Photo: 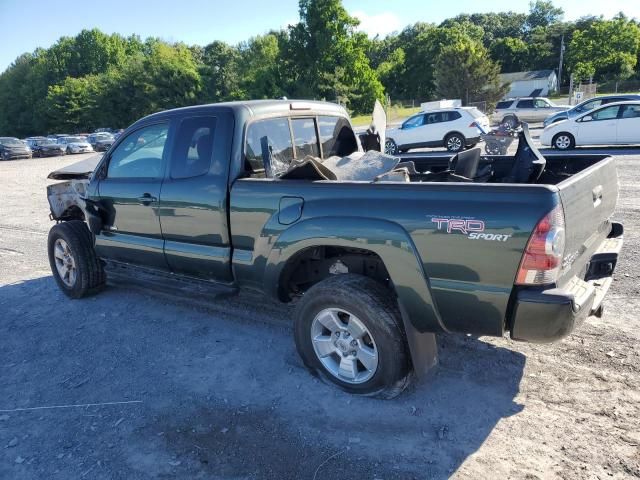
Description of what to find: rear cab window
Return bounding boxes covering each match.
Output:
[245,114,356,178]
[318,116,358,158]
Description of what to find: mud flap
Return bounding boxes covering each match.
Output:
[398,302,438,379]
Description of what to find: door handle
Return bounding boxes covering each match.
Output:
[137,193,157,205]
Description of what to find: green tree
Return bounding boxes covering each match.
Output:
[199,40,242,102]
[526,1,564,30]
[44,76,100,132]
[434,37,509,106]
[238,33,287,99]
[567,17,640,82]
[286,0,383,113]
[490,37,529,72]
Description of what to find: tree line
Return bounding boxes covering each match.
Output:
[0,0,639,137]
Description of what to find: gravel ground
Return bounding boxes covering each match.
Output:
[0,147,639,480]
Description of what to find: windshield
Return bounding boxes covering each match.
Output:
[574,99,603,113]
[64,137,84,143]
[0,137,23,146]
[41,139,57,145]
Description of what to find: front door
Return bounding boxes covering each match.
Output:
[92,122,170,270]
[575,105,621,145]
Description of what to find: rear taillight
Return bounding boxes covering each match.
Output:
[515,205,565,285]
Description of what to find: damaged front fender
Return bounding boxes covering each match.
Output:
[47,180,89,221]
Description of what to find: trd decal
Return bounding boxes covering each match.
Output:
[430,217,511,242]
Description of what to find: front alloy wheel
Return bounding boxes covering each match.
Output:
[384,138,398,155]
[53,238,77,287]
[553,133,574,150]
[311,308,379,384]
[445,133,465,152]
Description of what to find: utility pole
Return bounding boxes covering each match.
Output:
[557,34,565,94]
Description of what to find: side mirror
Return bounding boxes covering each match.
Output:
[581,115,593,122]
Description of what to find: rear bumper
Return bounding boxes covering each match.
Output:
[510,222,623,343]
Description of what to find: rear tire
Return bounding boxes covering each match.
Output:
[502,115,519,129]
[48,220,105,299]
[552,132,575,150]
[294,274,412,399]
[444,133,465,153]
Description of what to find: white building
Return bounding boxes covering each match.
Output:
[499,70,558,98]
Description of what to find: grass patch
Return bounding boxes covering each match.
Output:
[351,105,422,127]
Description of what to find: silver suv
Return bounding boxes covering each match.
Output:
[491,97,570,127]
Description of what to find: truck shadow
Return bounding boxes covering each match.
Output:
[0,276,525,479]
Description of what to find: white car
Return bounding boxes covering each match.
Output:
[58,136,94,154]
[541,101,640,150]
[385,107,490,154]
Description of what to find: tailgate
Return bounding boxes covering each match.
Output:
[556,155,618,283]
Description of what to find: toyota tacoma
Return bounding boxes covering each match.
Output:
[45,100,623,398]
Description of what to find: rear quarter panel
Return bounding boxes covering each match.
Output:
[230,179,559,336]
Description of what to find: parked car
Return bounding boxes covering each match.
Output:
[541,101,640,150]
[385,107,490,154]
[57,136,94,154]
[0,137,32,160]
[45,99,622,398]
[543,94,640,127]
[492,97,570,127]
[87,133,115,152]
[28,138,67,157]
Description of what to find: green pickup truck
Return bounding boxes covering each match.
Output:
[46,100,623,398]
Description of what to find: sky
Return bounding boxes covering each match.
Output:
[1,0,639,73]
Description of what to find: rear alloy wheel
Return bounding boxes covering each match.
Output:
[445,133,465,153]
[502,115,519,129]
[384,138,398,155]
[552,133,575,150]
[294,274,412,399]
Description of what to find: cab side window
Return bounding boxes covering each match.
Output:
[171,116,217,179]
[108,123,168,178]
[245,118,294,176]
[535,99,550,108]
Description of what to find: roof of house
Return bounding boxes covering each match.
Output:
[499,70,555,83]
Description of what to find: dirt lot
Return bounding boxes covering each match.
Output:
[1,148,639,480]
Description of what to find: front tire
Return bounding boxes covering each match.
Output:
[294,274,412,399]
[552,132,575,150]
[66,147,72,154]
[48,220,105,299]
[444,133,465,152]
